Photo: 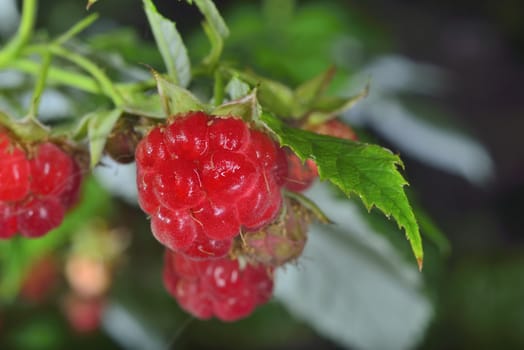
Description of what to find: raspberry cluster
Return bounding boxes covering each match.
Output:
[0,133,82,239]
[136,111,286,259]
[163,250,273,321]
[136,111,331,321]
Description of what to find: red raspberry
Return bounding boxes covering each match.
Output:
[283,148,318,192]
[308,119,358,141]
[0,202,17,239]
[163,250,274,321]
[136,111,284,259]
[151,206,200,251]
[201,151,258,204]
[17,197,65,238]
[164,111,209,160]
[154,158,205,210]
[181,231,233,260]
[0,135,30,201]
[238,175,282,230]
[30,142,74,196]
[59,161,83,207]
[0,131,84,239]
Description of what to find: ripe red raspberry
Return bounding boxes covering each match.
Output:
[0,134,30,201]
[308,119,358,142]
[163,250,274,321]
[136,111,284,259]
[0,131,84,239]
[0,202,17,239]
[283,148,318,192]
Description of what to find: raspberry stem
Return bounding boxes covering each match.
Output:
[0,0,37,68]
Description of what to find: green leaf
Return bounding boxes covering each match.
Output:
[292,66,336,117]
[152,70,205,116]
[87,108,123,168]
[0,111,49,142]
[72,112,91,140]
[200,20,224,69]
[307,84,369,125]
[212,89,260,122]
[414,204,450,255]
[225,75,250,100]
[143,0,191,87]
[232,70,294,117]
[191,0,229,38]
[261,113,423,268]
[120,90,166,120]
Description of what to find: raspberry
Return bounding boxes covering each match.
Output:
[136,111,284,259]
[151,207,200,251]
[283,148,318,192]
[163,250,274,321]
[239,198,309,267]
[154,158,205,210]
[201,150,258,203]
[192,199,240,240]
[0,135,30,201]
[59,161,83,207]
[0,132,84,239]
[0,202,17,239]
[164,112,209,160]
[181,231,232,260]
[17,197,65,238]
[308,119,358,141]
[30,142,75,196]
[238,175,282,231]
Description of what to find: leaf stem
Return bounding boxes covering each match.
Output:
[27,51,52,119]
[25,44,124,106]
[213,69,224,106]
[54,13,99,46]
[0,0,37,68]
[50,45,124,106]
[9,59,101,94]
